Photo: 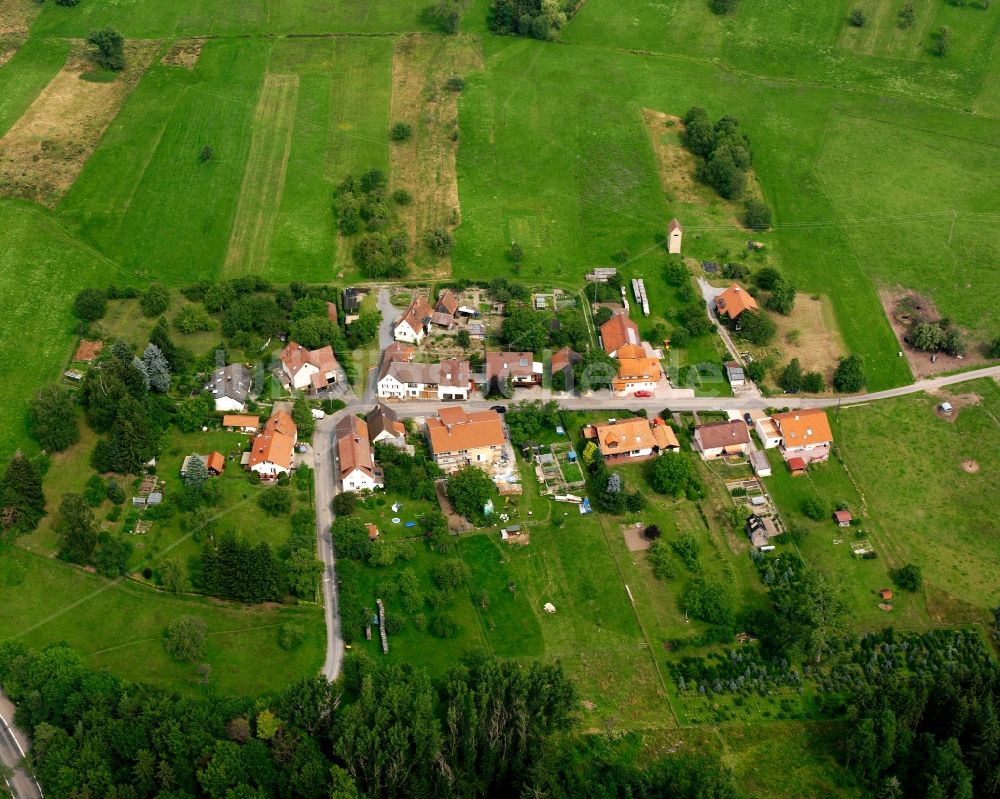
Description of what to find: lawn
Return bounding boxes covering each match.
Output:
[0,37,68,137]
[0,201,107,457]
[831,379,1000,620]
[0,542,324,697]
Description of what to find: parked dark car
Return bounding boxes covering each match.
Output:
[490,405,507,414]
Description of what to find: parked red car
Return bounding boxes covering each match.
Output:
[633,390,653,398]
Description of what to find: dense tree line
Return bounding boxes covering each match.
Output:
[0,642,741,799]
[488,0,573,41]
[200,532,284,603]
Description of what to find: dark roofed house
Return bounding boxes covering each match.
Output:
[692,420,751,460]
[206,363,252,413]
[485,351,542,387]
[745,513,780,548]
[343,287,366,312]
[367,402,407,446]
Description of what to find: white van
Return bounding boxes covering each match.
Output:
[311,408,326,420]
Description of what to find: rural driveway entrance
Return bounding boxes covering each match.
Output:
[0,690,42,799]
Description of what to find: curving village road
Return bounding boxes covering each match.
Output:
[0,691,42,799]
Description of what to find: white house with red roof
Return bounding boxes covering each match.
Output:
[278,341,343,393]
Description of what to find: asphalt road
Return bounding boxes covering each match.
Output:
[0,692,41,799]
[310,411,346,681]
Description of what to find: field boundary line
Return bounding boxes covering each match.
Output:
[591,511,679,727]
[223,71,299,276]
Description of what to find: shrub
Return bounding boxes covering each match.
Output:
[390,121,413,141]
[932,25,951,57]
[848,8,866,26]
[647,540,676,579]
[392,188,412,205]
[430,613,459,638]
[710,0,737,14]
[56,0,81,5]
[744,200,772,230]
[892,564,923,592]
[164,616,207,662]
[425,228,454,258]
[802,497,826,521]
[278,623,305,650]
[670,533,702,573]
[198,145,214,162]
[445,76,465,91]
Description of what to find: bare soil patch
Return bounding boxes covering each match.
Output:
[961,459,980,474]
[0,39,159,205]
[622,523,653,552]
[389,34,482,279]
[161,38,204,69]
[878,286,986,379]
[642,109,765,219]
[930,390,981,422]
[771,294,848,381]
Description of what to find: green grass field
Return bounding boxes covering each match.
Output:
[0,542,324,696]
[0,0,998,769]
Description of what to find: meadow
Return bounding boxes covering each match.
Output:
[0,0,997,768]
[0,541,324,697]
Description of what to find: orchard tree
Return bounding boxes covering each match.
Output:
[736,310,776,345]
[446,465,495,523]
[87,26,125,71]
[140,282,170,317]
[766,282,797,315]
[28,385,79,452]
[290,316,337,350]
[425,228,454,258]
[73,288,107,322]
[648,452,694,496]
[833,354,866,392]
[164,615,207,662]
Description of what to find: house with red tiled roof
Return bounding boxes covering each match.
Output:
[599,313,641,357]
[771,409,833,464]
[336,415,383,492]
[426,407,506,473]
[393,295,434,343]
[278,341,343,393]
[588,417,679,465]
[248,411,297,477]
[367,402,406,446]
[714,283,758,321]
